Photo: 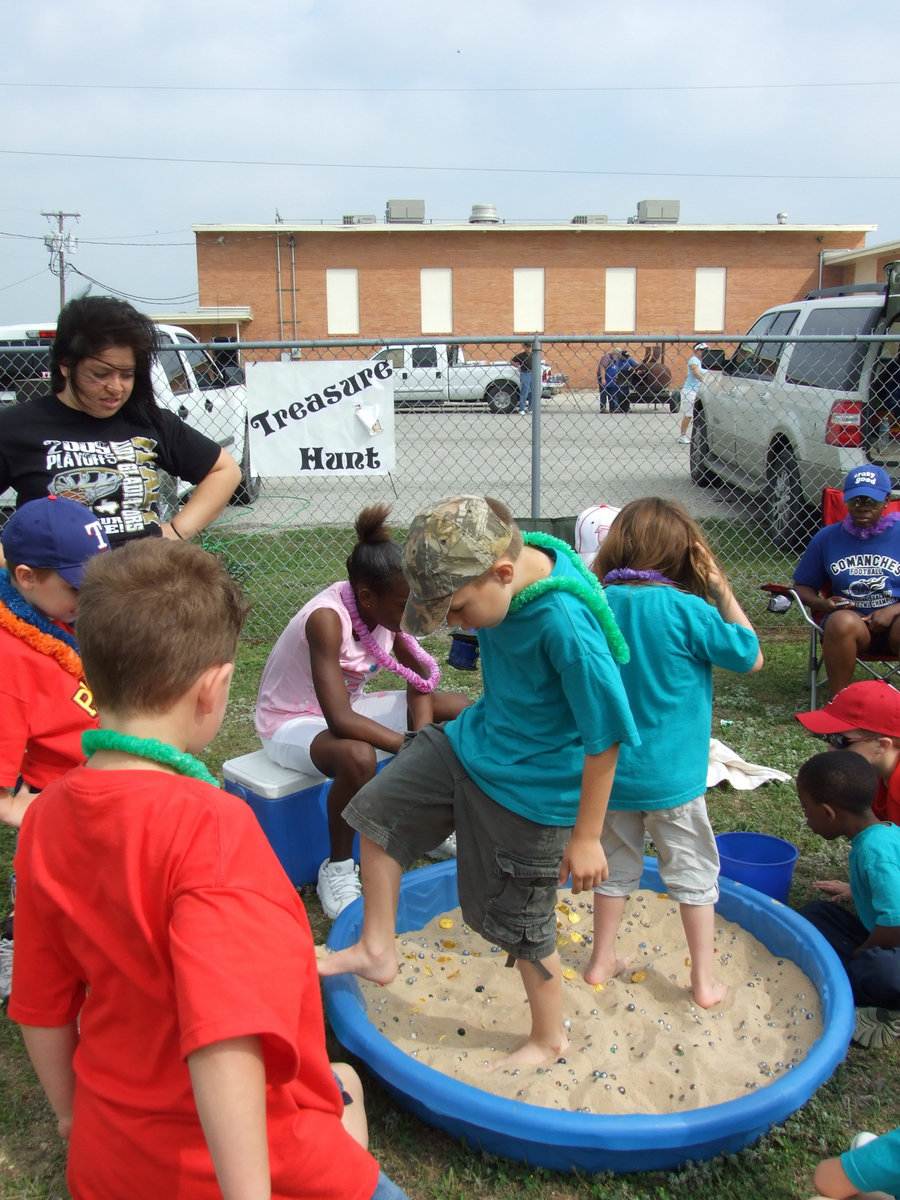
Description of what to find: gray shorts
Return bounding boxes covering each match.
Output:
[593,798,720,905]
[344,723,572,961]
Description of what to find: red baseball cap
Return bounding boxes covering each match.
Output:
[795,680,900,737]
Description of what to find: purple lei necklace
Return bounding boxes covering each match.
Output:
[340,581,440,693]
[602,567,676,586]
[842,512,898,540]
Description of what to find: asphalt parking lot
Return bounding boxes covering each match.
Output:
[218,389,748,533]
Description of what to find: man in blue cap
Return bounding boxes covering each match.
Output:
[793,465,900,700]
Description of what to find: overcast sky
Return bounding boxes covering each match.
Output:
[2,0,898,327]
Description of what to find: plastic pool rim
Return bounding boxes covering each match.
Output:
[322,858,854,1174]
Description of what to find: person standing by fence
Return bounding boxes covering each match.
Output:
[678,342,708,443]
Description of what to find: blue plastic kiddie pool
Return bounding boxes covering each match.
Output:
[322,859,853,1174]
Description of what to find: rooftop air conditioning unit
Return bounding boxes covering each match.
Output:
[635,199,680,224]
[469,203,499,224]
[571,214,608,225]
[342,214,377,225]
[385,199,426,223]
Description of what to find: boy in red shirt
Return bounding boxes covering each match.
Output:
[795,679,900,825]
[8,539,406,1200]
[0,494,110,829]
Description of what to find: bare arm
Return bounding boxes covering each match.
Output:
[161,448,242,541]
[307,609,405,753]
[187,1036,271,1200]
[813,879,853,903]
[20,1023,78,1140]
[856,923,900,954]
[0,781,38,829]
[394,634,434,731]
[792,583,851,614]
[813,1154,860,1199]
[561,745,619,892]
[704,554,764,673]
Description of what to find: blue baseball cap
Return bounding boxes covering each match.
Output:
[843,465,893,503]
[2,495,110,586]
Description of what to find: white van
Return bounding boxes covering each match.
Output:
[0,322,260,515]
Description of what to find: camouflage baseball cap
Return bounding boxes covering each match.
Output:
[401,495,513,634]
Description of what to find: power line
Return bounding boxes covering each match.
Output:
[67,266,198,305]
[0,270,47,295]
[1,79,898,95]
[1,147,897,182]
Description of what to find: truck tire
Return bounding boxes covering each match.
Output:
[232,430,262,507]
[765,445,812,552]
[485,382,518,414]
[689,408,718,488]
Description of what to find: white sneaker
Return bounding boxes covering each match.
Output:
[316,859,362,920]
[850,1132,878,1150]
[0,937,12,1001]
[426,833,457,861]
[677,435,690,444]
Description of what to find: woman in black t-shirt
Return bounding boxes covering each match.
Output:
[0,296,241,546]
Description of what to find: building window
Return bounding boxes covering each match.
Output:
[605,268,636,332]
[420,268,453,333]
[513,268,545,333]
[326,268,359,336]
[694,267,726,332]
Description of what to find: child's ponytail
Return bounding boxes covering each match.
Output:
[346,504,403,594]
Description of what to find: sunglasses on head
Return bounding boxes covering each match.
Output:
[815,732,877,749]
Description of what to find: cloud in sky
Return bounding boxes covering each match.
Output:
[2,0,898,323]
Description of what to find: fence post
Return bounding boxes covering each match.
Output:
[530,334,542,518]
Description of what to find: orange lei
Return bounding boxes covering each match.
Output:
[0,598,85,680]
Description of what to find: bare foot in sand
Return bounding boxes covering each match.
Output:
[583,954,632,987]
[488,1032,570,1073]
[316,941,399,985]
[692,980,728,1009]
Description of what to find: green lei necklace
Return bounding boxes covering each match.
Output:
[82,730,220,788]
[509,532,630,665]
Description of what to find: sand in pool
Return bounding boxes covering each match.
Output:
[359,889,823,1115]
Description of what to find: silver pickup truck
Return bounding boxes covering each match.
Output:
[371,344,523,413]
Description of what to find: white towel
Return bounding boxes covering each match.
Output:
[707,738,792,790]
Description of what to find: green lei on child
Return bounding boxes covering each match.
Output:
[510,532,630,664]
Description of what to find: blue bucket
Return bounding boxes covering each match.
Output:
[448,632,479,671]
[715,832,799,904]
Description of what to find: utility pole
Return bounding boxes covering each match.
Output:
[42,210,80,309]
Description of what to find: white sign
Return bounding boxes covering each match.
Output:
[245,360,395,475]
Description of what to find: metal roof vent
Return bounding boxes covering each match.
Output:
[571,214,608,225]
[469,203,499,224]
[635,199,680,223]
[385,199,425,223]
[776,212,788,225]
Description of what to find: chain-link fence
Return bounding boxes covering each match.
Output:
[3,322,900,642]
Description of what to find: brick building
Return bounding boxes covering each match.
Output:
[184,204,872,349]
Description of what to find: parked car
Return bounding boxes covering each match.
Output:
[0,322,260,515]
[688,267,900,549]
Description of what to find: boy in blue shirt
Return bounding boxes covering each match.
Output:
[796,749,900,1049]
[319,495,638,1069]
[813,1127,900,1199]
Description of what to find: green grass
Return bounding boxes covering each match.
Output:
[1,525,898,1199]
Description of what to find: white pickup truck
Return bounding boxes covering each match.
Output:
[371,344,523,413]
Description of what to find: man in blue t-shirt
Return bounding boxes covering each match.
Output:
[793,464,900,698]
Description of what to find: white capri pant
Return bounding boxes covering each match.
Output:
[261,690,408,774]
[593,797,720,906]
[680,387,700,418]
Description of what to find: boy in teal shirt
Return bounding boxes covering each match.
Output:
[320,495,638,1069]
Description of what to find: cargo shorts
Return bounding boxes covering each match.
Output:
[343,722,572,962]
